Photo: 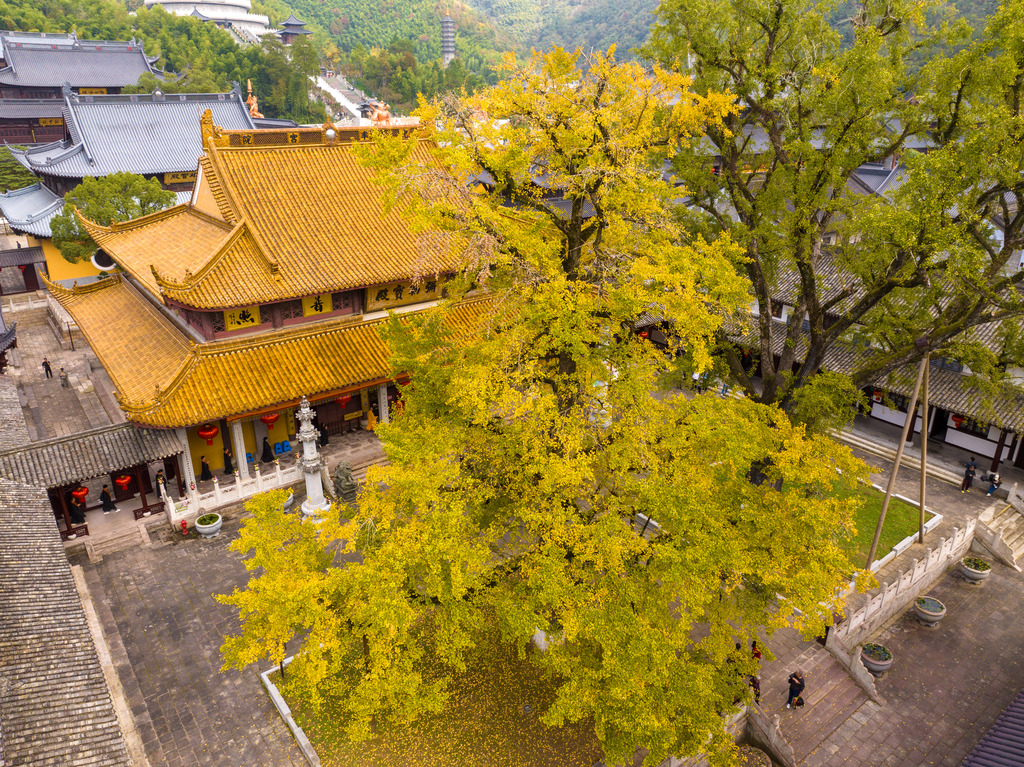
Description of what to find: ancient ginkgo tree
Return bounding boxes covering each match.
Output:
[219,49,869,766]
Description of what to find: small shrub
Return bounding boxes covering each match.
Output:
[862,643,892,661]
[962,556,991,571]
[197,513,220,526]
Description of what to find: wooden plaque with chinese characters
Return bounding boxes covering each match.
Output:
[224,306,261,331]
[365,279,443,312]
[302,294,332,317]
[164,171,197,185]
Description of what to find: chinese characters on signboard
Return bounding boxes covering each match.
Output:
[302,293,332,317]
[365,277,449,312]
[224,306,261,332]
[164,171,197,185]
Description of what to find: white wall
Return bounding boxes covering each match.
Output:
[869,402,923,432]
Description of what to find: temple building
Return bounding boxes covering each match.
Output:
[278,13,312,45]
[48,116,487,502]
[0,31,162,143]
[0,87,255,293]
[146,0,274,40]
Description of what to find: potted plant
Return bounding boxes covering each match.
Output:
[961,556,992,584]
[861,643,893,675]
[195,513,223,538]
[280,490,295,512]
[913,595,946,627]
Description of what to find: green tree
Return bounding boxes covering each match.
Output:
[51,172,175,263]
[0,147,37,193]
[648,0,1024,427]
[220,49,869,767]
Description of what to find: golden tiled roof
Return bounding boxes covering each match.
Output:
[48,269,493,427]
[79,121,460,309]
[80,205,236,299]
[43,274,193,404]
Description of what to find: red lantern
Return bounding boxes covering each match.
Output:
[17,264,25,272]
[952,414,966,428]
[197,423,219,445]
[335,394,352,408]
[114,475,132,490]
[872,389,883,403]
[71,486,89,501]
[259,413,280,427]
[639,330,649,339]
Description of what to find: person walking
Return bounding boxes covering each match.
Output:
[58,367,70,389]
[41,357,52,379]
[223,448,234,476]
[786,669,805,708]
[260,436,274,463]
[99,484,118,514]
[199,456,213,481]
[961,457,977,493]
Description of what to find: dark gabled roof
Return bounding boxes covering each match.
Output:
[961,686,1024,766]
[0,98,64,119]
[9,88,255,178]
[0,245,45,268]
[0,422,182,489]
[0,183,64,238]
[0,34,157,89]
[281,12,309,27]
[0,304,14,357]
[0,477,131,767]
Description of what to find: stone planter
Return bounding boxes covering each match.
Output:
[195,513,223,538]
[961,556,992,584]
[861,643,893,676]
[914,595,946,627]
[280,491,295,512]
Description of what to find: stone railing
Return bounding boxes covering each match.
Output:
[164,460,302,524]
[1,292,48,313]
[834,519,976,648]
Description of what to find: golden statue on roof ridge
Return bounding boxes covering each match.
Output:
[245,79,263,120]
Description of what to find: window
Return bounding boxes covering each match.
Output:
[332,291,353,312]
[931,357,963,373]
[259,305,272,325]
[770,302,785,319]
[212,312,226,333]
[280,299,303,320]
[955,416,990,439]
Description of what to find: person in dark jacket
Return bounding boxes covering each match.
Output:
[223,448,234,475]
[786,670,805,708]
[199,456,213,481]
[100,484,117,513]
[261,436,274,463]
[69,498,86,524]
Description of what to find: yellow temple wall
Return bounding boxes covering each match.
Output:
[32,236,102,284]
[186,424,226,476]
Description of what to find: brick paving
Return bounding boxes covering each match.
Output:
[70,510,307,767]
[5,305,124,439]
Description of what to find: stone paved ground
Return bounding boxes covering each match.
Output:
[4,305,123,439]
[70,510,307,767]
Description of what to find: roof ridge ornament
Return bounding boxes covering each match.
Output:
[200,108,226,148]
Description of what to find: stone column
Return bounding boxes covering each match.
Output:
[176,428,198,494]
[295,396,329,521]
[231,421,250,480]
[377,383,390,425]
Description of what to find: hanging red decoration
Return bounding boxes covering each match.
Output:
[17,264,26,272]
[335,394,352,408]
[952,414,966,428]
[639,330,649,339]
[872,389,884,402]
[197,423,219,445]
[114,475,132,490]
[71,486,89,501]
[259,412,280,427]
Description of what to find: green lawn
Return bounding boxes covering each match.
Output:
[839,484,927,568]
[280,636,603,767]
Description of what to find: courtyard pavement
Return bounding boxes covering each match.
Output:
[70,509,308,767]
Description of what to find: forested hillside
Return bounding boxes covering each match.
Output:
[0,0,326,122]
[465,0,657,56]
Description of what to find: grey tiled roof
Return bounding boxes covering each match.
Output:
[0,183,63,237]
[0,98,63,119]
[961,686,1024,766]
[0,376,28,451]
[0,422,182,489]
[727,315,1024,431]
[0,307,14,356]
[10,89,255,178]
[0,35,156,88]
[0,477,131,767]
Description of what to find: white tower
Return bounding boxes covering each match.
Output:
[295,396,330,521]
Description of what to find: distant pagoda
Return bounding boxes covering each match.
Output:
[279,13,312,46]
[441,10,455,68]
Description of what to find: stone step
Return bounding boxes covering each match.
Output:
[984,502,1016,526]
[785,673,868,760]
[833,429,962,486]
[85,524,148,561]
